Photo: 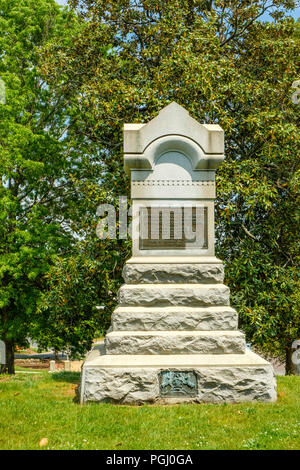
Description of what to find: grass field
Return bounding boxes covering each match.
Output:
[0,371,300,450]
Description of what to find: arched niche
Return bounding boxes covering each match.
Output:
[143,135,204,171]
[148,151,194,181]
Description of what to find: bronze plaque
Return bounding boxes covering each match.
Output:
[159,371,198,397]
[139,206,207,250]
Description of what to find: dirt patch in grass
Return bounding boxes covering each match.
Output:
[15,348,38,355]
[62,383,79,397]
[14,358,69,370]
[15,359,49,370]
[0,376,10,383]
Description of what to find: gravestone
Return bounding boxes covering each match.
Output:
[80,102,276,404]
[0,340,5,365]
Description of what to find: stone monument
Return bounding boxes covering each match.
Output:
[80,102,277,404]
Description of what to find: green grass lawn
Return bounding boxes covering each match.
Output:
[0,372,299,450]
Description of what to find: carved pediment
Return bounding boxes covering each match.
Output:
[124,102,224,175]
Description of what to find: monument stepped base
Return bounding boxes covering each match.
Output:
[80,259,277,404]
[80,258,277,404]
[112,306,238,331]
[105,330,246,355]
[80,346,276,404]
[80,104,277,405]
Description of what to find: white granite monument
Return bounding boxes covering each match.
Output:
[80,102,277,404]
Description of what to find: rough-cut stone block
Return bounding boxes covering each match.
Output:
[105,330,245,355]
[112,306,238,331]
[118,284,230,307]
[122,263,224,284]
[80,349,276,404]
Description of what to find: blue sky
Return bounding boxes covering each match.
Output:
[55,0,300,21]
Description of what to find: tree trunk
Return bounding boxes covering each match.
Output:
[0,339,15,374]
[285,345,296,375]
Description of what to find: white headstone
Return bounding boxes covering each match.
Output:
[0,341,5,364]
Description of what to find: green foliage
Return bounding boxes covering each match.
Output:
[35,237,130,357]
[0,0,299,372]
[42,0,299,368]
[0,0,92,370]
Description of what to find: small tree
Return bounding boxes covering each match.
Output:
[0,0,81,373]
[34,237,130,358]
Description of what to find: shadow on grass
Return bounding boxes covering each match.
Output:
[50,371,80,384]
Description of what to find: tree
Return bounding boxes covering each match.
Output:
[34,237,130,358]
[43,0,299,373]
[216,17,300,373]
[0,0,83,373]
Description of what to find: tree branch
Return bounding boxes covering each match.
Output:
[241,224,260,242]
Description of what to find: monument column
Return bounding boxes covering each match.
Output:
[80,102,276,404]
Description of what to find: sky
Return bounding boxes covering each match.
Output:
[55,0,300,21]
